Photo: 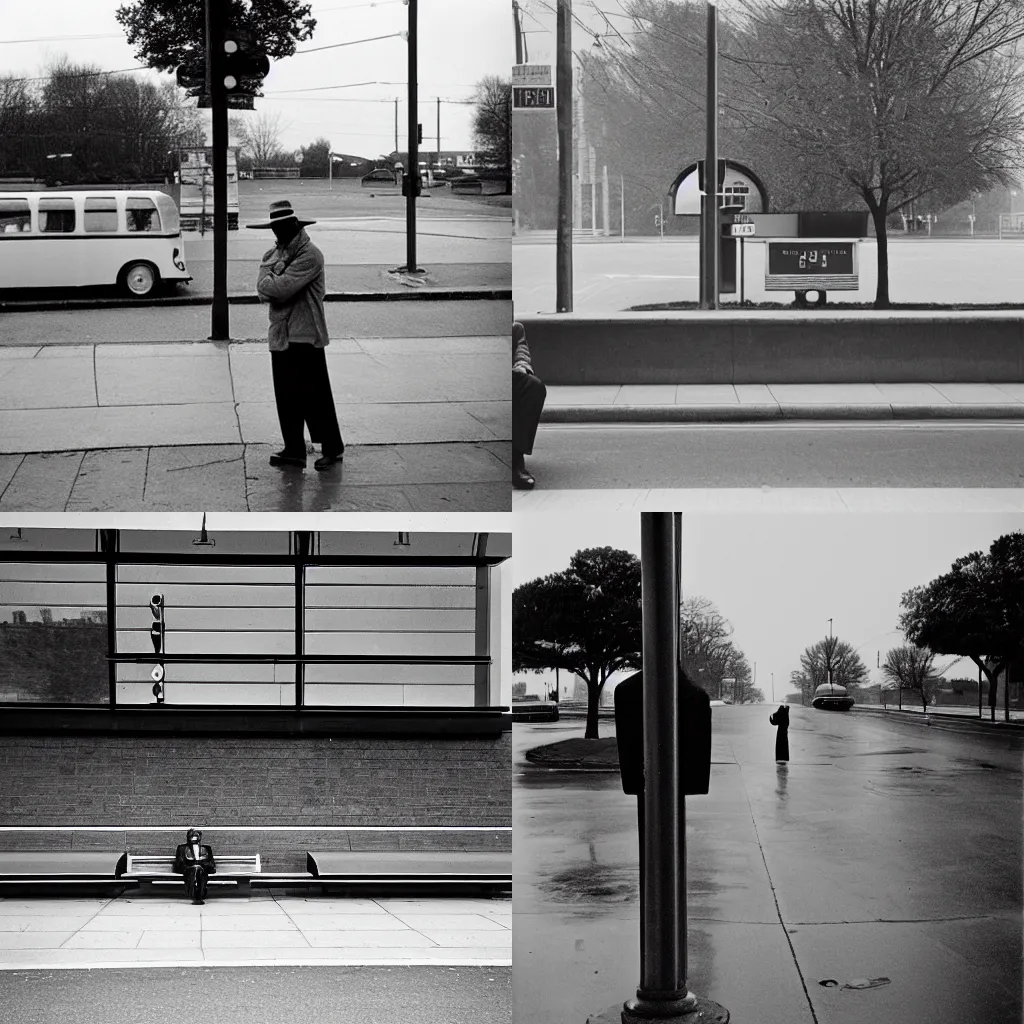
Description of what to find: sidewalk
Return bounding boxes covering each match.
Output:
[0,892,511,968]
[543,382,1024,422]
[0,336,511,511]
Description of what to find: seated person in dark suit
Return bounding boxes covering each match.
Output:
[173,827,217,905]
[512,319,546,490]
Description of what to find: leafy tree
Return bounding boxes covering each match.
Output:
[732,0,1024,307]
[798,636,869,699]
[900,532,1024,720]
[881,644,940,711]
[299,136,331,177]
[472,75,512,193]
[513,547,642,739]
[115,0,316,76]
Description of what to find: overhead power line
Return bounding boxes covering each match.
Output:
[0,33,124,45]
[294,31,405,53]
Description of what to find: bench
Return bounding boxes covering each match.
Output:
[305,851,511,896]
[121,853,262,895]
[0,851,130,891]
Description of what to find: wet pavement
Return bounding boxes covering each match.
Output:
[513,705,1023,1024]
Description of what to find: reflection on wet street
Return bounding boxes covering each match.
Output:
[514,705,1023,1024]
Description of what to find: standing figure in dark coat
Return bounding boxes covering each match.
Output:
[769,704,790,762]
[173,827,216,905]
[512,320,546,490]
[249,199,344,471]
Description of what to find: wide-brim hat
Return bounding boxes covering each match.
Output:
[246,198,316,229]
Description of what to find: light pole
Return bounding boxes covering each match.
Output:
[699,0,719,309]
[555,0,573,311]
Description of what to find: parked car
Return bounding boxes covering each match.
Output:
[812,683,855,710]
[361,168,396,186]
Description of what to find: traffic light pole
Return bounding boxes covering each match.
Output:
[592,513,728,1024]
[402,0,423,274]
[207,0,230,340]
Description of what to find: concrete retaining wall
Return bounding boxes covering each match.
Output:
[520,314,1024,385]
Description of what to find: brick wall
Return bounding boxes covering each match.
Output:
[0,734,510,871]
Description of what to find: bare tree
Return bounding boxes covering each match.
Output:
[799,635,869,697]
[881,644,940,710]
[731,0,1024,307]
[234,110,289,167]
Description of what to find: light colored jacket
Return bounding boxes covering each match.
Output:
[256,229,330,352]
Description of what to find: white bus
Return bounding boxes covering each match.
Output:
[0,190,191,297]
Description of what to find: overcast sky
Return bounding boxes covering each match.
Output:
[514,512,1024,697]
[3,0,512,156]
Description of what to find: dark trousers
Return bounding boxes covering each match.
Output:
[183,864,208,902]
[513,371,546,455]
[271,344,344,456]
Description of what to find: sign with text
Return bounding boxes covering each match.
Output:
[514,86,554,109]
[730,222,755,236]
[513,64,552,87]
[768,241,855,275]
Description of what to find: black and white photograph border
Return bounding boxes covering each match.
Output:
[0,510,512,1024]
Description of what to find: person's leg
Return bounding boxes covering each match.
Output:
[271,348,307,463]
[301,346,344,465]
[194,865,208,903]
[183,865,198,902]
[512,372,546,489]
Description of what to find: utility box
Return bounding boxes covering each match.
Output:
[614,670,712,797]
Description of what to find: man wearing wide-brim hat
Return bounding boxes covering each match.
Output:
[248,198,344,470]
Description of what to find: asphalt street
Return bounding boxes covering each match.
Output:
[513,708,1023,1024]
[522,422,1024,489]
[0,299,511,345]
[0,965,511,1024]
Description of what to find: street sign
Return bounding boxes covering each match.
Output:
[730,222,755,236]
[513,63,551,87]
[513,86,554,109]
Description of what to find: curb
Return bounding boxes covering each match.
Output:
[0,287,511,313]
[851,705,1024,733]
[541,403,1024,424]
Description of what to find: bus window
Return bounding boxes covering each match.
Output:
[39,198,76,233]
[126,196,161,233]
[0,198,31,234]
[84,196,119,233]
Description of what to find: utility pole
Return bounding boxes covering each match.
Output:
[699,0,719,310]
[436,96,441,171]
[394,98,398,155]
[555,0,573,311]
[401,0,423,274]
[206,0,229,339]
[513,0,524,63]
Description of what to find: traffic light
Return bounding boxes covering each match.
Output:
[221,27,270,95]
[149,593,165,704]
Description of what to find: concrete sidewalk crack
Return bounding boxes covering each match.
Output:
[738,760,820,1024]
[141,447,151,501]
[57,894,120,950]
[271,892,314,946]
[63,451,88,512]
[92,345,99,408]
[0,454,26,504]
[164,456,244,473]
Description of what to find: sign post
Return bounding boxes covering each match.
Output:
[555,2,573,312]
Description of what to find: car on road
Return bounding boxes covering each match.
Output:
[0,189,190,297]
[361,168,396,186]
[512,700,559,723]
[812,682,855,710]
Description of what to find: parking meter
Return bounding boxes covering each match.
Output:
[614,668,712,796]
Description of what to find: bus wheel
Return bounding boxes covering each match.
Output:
[120,262,158,297]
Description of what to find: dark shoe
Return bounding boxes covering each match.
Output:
[314,450,344,471]
[192,899,204,905]
[513,465,535,490]
[269,448,306,468]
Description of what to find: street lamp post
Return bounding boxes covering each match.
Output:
[699,0,719,309]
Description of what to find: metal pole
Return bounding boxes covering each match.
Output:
[513,0,524,64]
[207,0,229,340]
[621,174,625,241]
[589,145,598,236]
[437,96,441,172]
[979,664,983,719]
[600,165,606,235]
[555,0,573,311]
[629,514,695,1016]
[394,98,398,155]
[404,0,419,273]
[700,0,719,310]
